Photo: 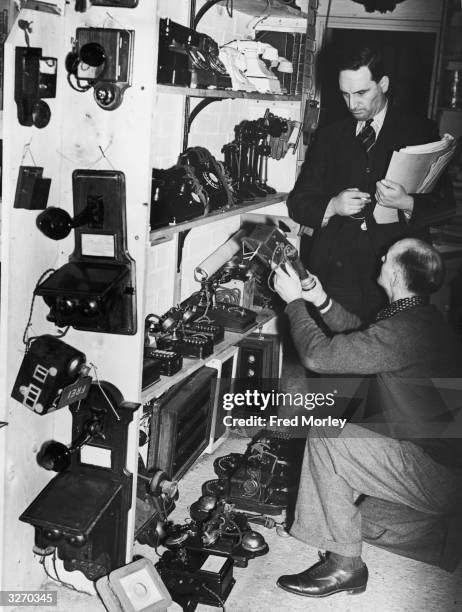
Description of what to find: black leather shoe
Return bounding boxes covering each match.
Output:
[277,556,368,598]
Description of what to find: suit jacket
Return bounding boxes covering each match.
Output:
[284,297,462,468]
[287,106,455,319]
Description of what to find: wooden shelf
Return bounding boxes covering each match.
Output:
[156,84,302,101]
[223,0,308,18]
[150,192,288,244]
[141,309,275,404]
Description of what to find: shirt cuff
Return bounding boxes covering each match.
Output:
[316,296,333,314]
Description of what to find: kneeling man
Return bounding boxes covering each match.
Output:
[273,238,462,597]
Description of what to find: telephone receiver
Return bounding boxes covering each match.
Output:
[14,47,57,129]
[65,42,106,85]
[36,196,104,240]
[138,468,179,500]
[37,409,105,472]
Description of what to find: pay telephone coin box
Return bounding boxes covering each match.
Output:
[35,170,137,335]
[11,335,88,415]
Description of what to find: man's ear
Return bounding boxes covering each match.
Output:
[378,75,389,94]
[391,264,404,290]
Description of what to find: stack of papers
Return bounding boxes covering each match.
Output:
[374,133,457,224]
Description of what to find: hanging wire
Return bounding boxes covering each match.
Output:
[97,145,116,170]
[89,363,121,421]
[38,552,93,597]
[22,269,71,351]
[56,141,115,169]
[225,0,234,17]
[21,140,38,166]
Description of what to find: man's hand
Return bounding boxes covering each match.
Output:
[273,263,302,304]
[330,188,370,217]
[375,179,414,212]
[301,274,328,308]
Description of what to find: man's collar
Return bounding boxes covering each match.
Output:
[356,101,388,135]
[375,294,428,322]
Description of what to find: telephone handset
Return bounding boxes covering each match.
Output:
[36,195,104,240]
[14,47,57,128]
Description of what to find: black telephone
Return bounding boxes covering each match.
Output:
[150,164,208,229]
[14,47,57,128]
[35,170,137,335]
[65,28,134,110]
[178,147,235,212]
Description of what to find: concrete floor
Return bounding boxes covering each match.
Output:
[17,433,462,612]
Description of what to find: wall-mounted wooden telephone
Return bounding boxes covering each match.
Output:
[65,27,134,111]
[35,170,137,335]
[14,47,57,128]
[20,382,139,581]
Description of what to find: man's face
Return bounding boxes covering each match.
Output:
[377,251,393,291]
[377,243,402,291]
[339,65,389,121]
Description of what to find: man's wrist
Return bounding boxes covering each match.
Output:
[315,295,332,314]
[303,289,328,308]
[402,194,414,214]
[322,198,337,226]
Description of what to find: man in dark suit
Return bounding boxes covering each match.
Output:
[287,44,455,320]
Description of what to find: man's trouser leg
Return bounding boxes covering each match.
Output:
[290,424,462,557]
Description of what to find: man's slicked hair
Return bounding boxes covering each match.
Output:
[337,44,386,83]
[394,240,445,296]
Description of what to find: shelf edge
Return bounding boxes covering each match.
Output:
[150,193,289,244]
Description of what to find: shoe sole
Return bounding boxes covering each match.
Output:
[277,581,367,598]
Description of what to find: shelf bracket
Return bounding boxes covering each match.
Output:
[188,98,223,131]
[177,229,191,273]
[183,97,222,151]
[194,0,229,29]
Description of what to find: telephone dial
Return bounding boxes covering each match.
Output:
[35,170,137,335]
[66,28,134,110]
[15,47,57,128]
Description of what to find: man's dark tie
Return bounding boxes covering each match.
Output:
[357,119,376,154]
